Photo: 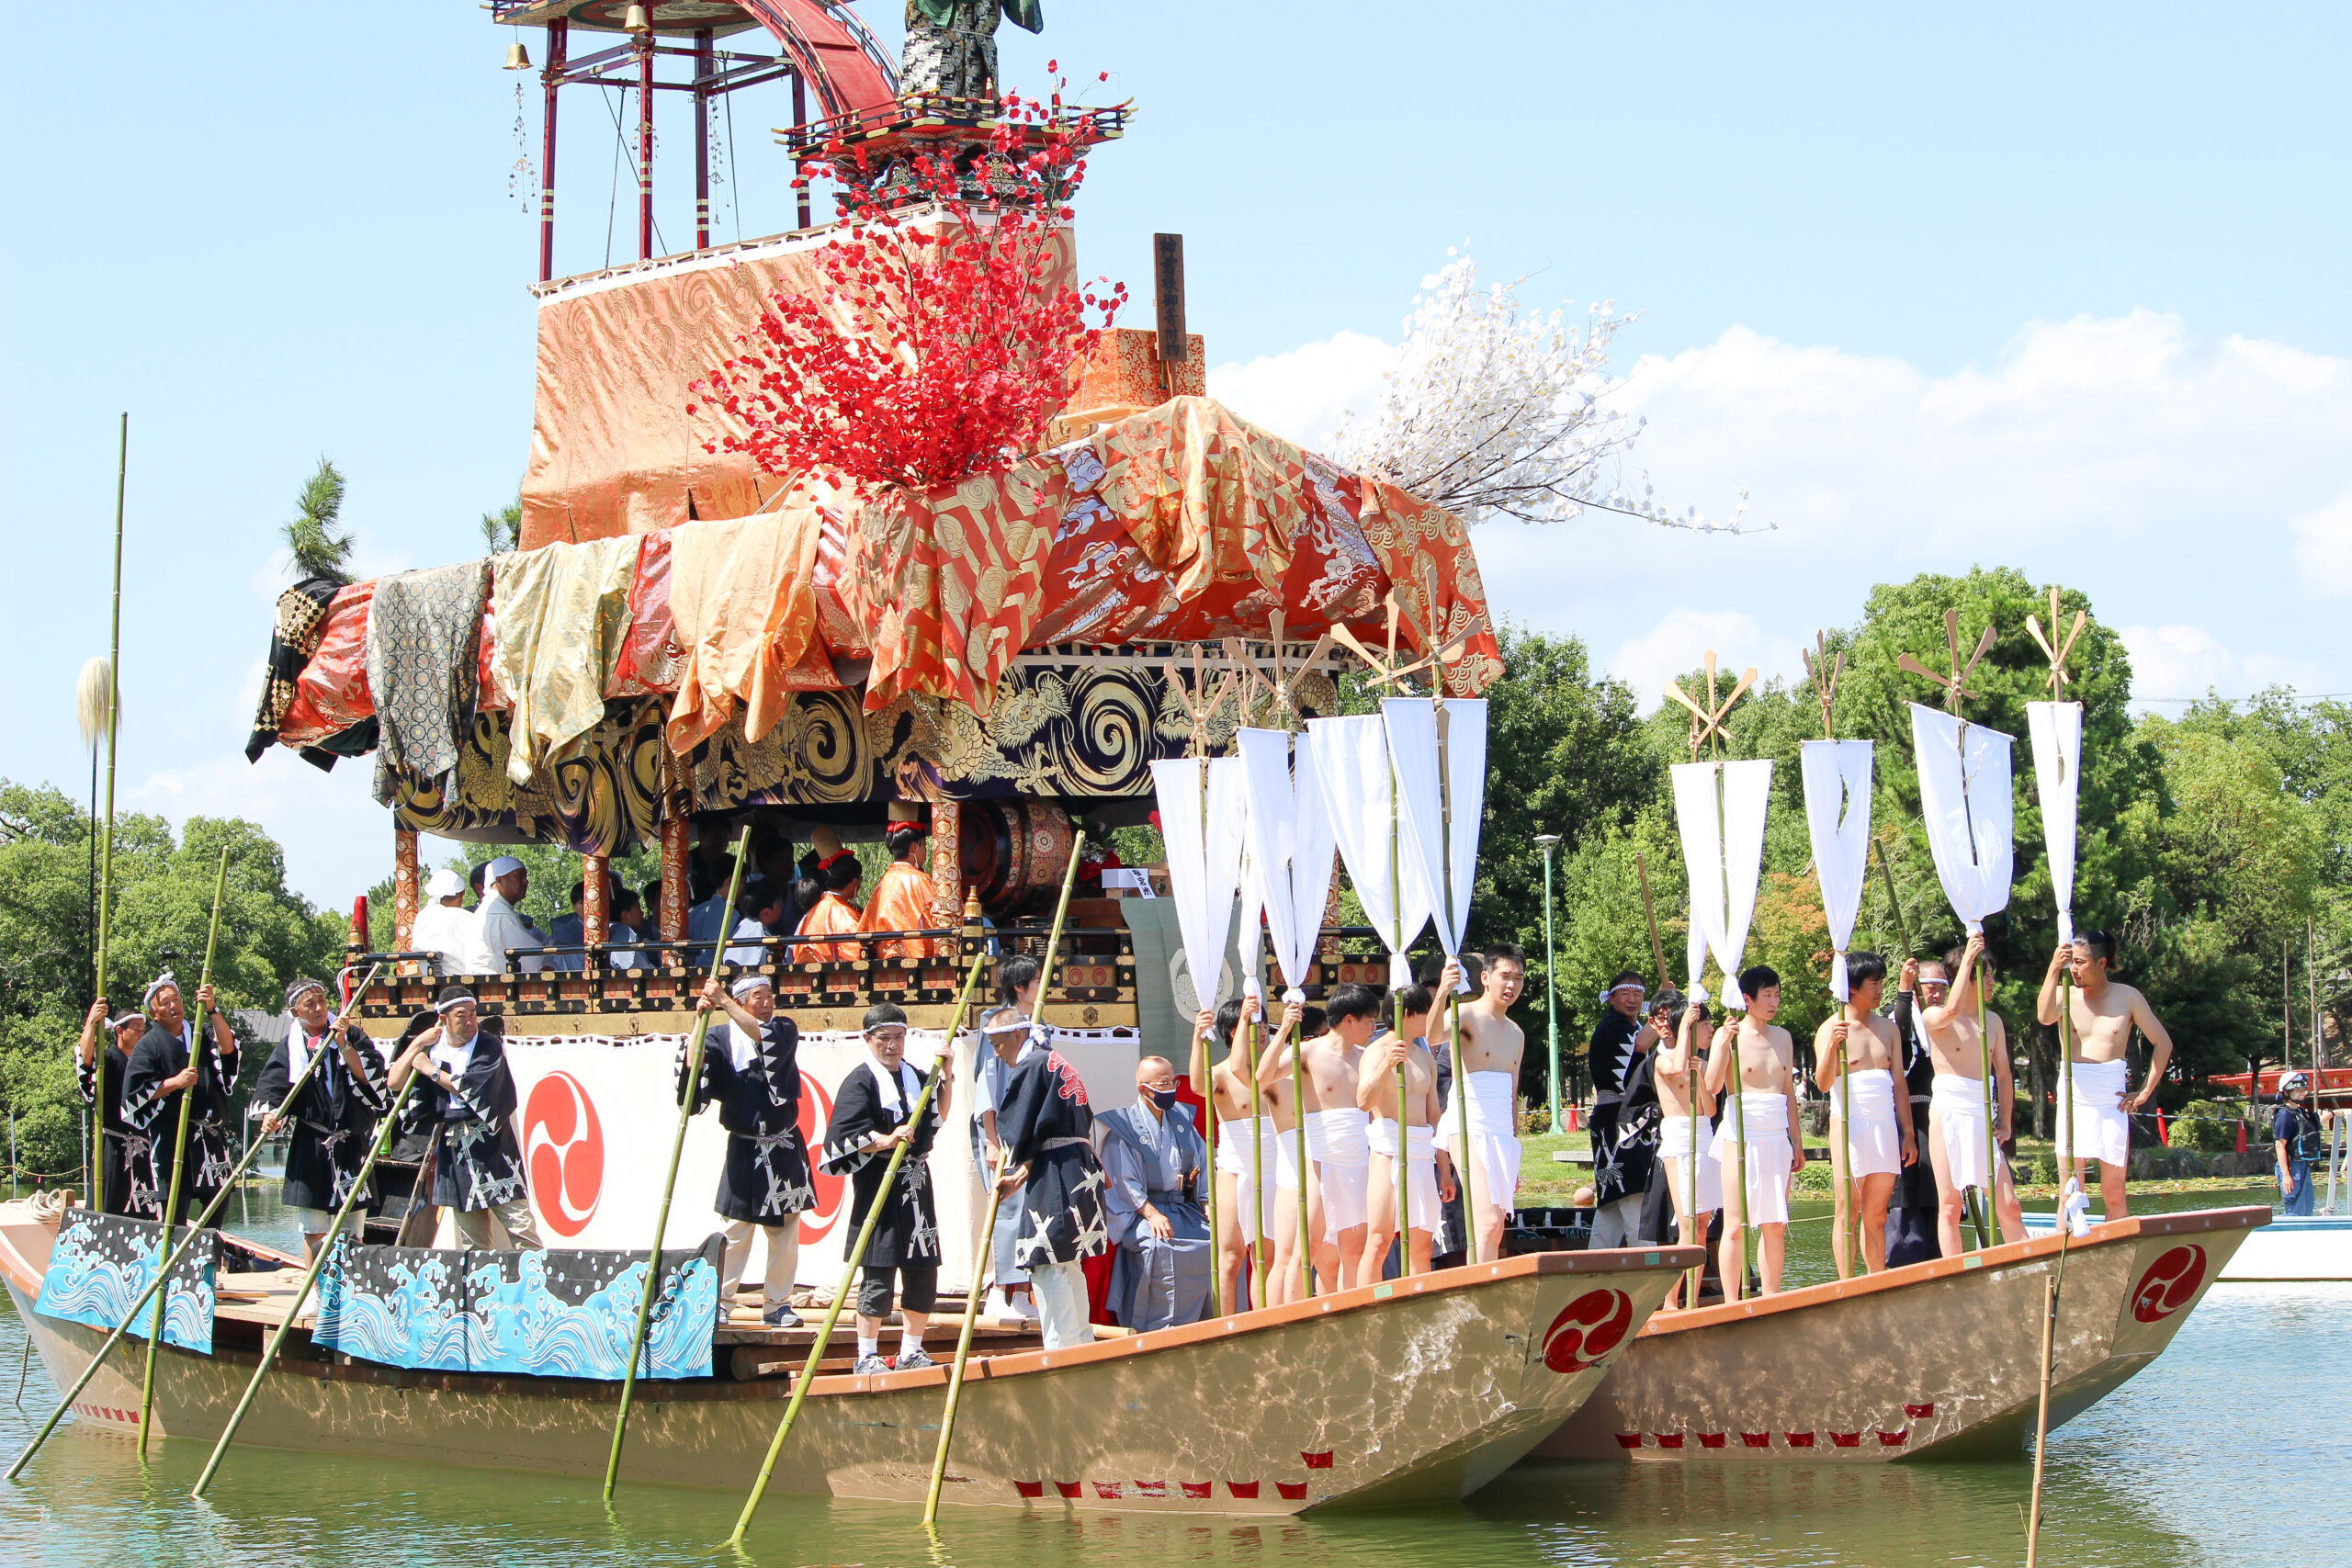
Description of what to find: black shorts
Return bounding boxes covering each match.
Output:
[856,1259,939,1318]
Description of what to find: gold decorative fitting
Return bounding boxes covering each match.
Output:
[622,5,651,34]
[504,40,533,70]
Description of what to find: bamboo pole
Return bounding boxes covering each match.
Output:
[729,950,988,1548]
[603,828,753,1497]
[1634,852,1670,994]
[1433,706,1477,1265]
[6,964,380,1480]
[1831,1030,1852,1280]
[191,1063,424,1496]
[1291,1032,1311,1299]
[1979,953,2000,1248]
[1726,1021,1749,1300]
[2023,1189,2078,1565]
[90,413,129,1213]
[1248,1021,1268,1306]
[1387,762,1410,1275]
[137,846,231,1455]
[1682,1013,1702,1308]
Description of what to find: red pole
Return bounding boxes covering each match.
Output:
[538,19,565,283]
[694,28,712,251]
[792,73,811,231]
[637,31,655,261]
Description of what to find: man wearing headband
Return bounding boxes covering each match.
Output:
[820,1002,949,1373]
[858,808,941,961]
[254,978,390,1259]
[1586,971,1654,1250]
[121,972,242,1223]
[390,987,541,1249]
[992,994,1108,1349]
[679,972,815,1325]
[2036,930,2176,1221]
[1920,935,2024,1253]
[475,856,552,975]
[72,998,149,1214]
[411,866,489,976]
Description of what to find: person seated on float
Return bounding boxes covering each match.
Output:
[475,856,552,975]
[254,976,390,1260]
[605,886,648,971]
[820,1002,948,1373]
[722,877,786,968]
[680,972,815,1325]
[859,807,940,961]
[1098,1055,1213,1330]
[410,866,483,976]
[792,853,864,965]
[548,880,590,973]
[390,987,542,1250]
[1703,965,1804,1299]
[1359,971,1459,1283]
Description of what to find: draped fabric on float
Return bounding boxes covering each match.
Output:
[247,576,346,765]
[1236,727,1339,994]
[1383,697,1487,959]
[664,505,829,754]
[2027,703,2083,945]
[1670,760,1773,1009]
[1799,740,1875,1001]
[368,560,490,804]
[1909,704,2015,934]
[489,535,638,785]
[1150,757,1247,1015]
[1309,713,1432,988]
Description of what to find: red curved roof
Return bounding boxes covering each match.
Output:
[737,2,900,120]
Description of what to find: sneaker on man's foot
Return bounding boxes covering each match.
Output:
[761,1303,804,1329]
[853,1353,892,1375]
[1008,1292,1040,1323]
[893,1346,935,1371]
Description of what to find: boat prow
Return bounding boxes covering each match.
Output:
[1534,1207,2266,1463]
[0,1201,1697,1514]
[2025,1207,2345,1281]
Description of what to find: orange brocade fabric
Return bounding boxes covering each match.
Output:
[792,892,863,965]
[662,503,828,754]
[857,861,943,961]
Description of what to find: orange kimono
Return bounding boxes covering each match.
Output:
[793,892,863,965]
[858,860,941,961]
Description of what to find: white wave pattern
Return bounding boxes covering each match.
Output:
[31,1226,215,1354]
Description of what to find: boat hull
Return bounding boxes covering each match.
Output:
[0,1204,1696,1514]
[2026,1209,2348,1281]
[1534,1207,2265,1463]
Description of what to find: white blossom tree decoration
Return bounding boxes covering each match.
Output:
[1336,251,1770,536]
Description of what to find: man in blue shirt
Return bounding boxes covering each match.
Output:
[2274,1072,2324,1216]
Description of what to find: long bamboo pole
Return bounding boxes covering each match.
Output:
[1978,952,2000,1249]
[191,1063,423,1496]
[90,413,128,1211]
[1248,1018,1268,1305]
[1634,852,1670,994]
[1434,709,1477,1265]
[729,950,988,1548]
[2023,1186,2078,1565]
[6,964,380,1480]
[1681,1013,1702,1308]
[137,846,231,1455]
[921,835,1082,1523]
[1291,1032,1310,1299]
[1831,1030,1852,1280]
[1386,762,1410,1275]
[1727,1021,1749,1301]
[603,828,752,1497]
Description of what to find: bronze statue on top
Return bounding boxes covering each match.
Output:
[901,0,1044,103]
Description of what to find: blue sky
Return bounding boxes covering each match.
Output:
[5,3,2348,908]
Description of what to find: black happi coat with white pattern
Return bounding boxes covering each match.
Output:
[398,1026,527,1213]
[677,1016,816,1224]
[819,1058,941,1267]
[253,1023,390,1213]
[122,1018,242,1222]
[996,1034,1108,1269]
[74,1043,138,1216]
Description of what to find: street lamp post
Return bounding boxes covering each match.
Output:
[1536,833,1564,1134]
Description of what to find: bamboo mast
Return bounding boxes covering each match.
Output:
[6,964,381,1480]
[1805,637,1859,1279]
[922,835,1083,1523]
[603,829,753,1497]
[90,413,128,1209]
[2025,589,2086,1215]
[136,845,231,1454]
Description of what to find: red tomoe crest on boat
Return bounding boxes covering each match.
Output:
[522,1071,605,1238]
[1540,1289,1634,1374]
[2130,1244,2208,1323]
[795,1076,846,1244]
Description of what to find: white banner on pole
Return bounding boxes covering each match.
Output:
[1800,739,1875,1000]
[1237,727,1338,996]
[1669,759,1773,1009]
[1308,713,1432,986]
[2026,702,2083,945]
[1909,703,2015,934]
[1383,697,1487,969]
[1151,756,1248,1015]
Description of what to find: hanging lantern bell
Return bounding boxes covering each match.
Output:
[503,39,534,70]
[623,4,652,33]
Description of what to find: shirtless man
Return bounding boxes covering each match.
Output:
[1442,943,1529,1261]
[2035,930,2174,1221]
[1358,978,1460,1280]
[1920,935,2025,1253]
[1189,992,1303,1308]
[1810,953,1917,1276]
[1703,966,1804,1299]
[1655,995,1719,1309]
[1259,984,1381,1293]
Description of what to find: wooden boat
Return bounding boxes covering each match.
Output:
[0,1200,1697,1514]
[2026,1208,2349,1281]
[1535,1207,2264,1463]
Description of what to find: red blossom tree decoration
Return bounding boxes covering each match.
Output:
[688,83,1125,494]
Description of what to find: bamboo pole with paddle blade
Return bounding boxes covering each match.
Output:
[6,963,381,1481]
[603,827,753,1498]
[922,833,1084,1523]
[191,1055,425,1497]
[729,948,988,1549]
[136,845,231,1456]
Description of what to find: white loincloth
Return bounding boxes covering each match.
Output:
[1709,1091,1792,1226]
[1828,1067,1905,1179]
[1216,1115,1280,1243]
[1307,1109,1371,1238]
[2058,1057,2132,1168]
[1366,1117,1441,1234]
[1272,1123,1306,1190]
[1659,1112,1722,1216]
[1437,1069,1522,1217]
[1931,1072,1996,1192]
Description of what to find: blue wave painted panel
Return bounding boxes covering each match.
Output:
[314,1235,723,1381]
[33,1210,217,1355]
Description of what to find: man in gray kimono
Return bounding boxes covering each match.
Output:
[1096,1055,1212,1331]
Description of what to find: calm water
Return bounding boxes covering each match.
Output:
[0,1185,2333,1567]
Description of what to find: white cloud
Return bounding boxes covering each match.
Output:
[1609,609,1806,714]
[1205,330,1396,455]
[2116,624,2323,711]
[2290,484,2352,597]
[125,747,390,910]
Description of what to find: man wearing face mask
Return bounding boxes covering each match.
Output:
[1096,1055,1212,1330]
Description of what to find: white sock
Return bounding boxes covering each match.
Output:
[857,1334,878,1360]
[899,1327,922,1357]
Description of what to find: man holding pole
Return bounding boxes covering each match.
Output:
[993,1014,1108,1350]
[73,999,146,1215]
[2036,930,2174,1221]
[122,973,239,1224]
[1261,983,1382,1294]
[1704,966,1804,1299]
[1190,993,1296,1312]
[821,1002,950,1372]
[254,977,390,1260]
[390,987,543,1250]
[1359,977,1458,1280]
[1442,944,1528,1263]
[679,972,815,1325]
[1656,997,1719,1309]
[1253,1000,1317,1307]
[1922,935,2025,1252]
[1809,953,1915,1276]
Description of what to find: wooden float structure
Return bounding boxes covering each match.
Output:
[1534,1206,2264,1464]
[0,1199,1697,1513]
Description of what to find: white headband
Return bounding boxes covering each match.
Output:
[730,974,774,998]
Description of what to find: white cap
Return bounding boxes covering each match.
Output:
[488,855,526,879]
[426,867,465,900]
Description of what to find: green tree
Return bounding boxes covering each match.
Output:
[283,457,355,583]
[481,499,523,556]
